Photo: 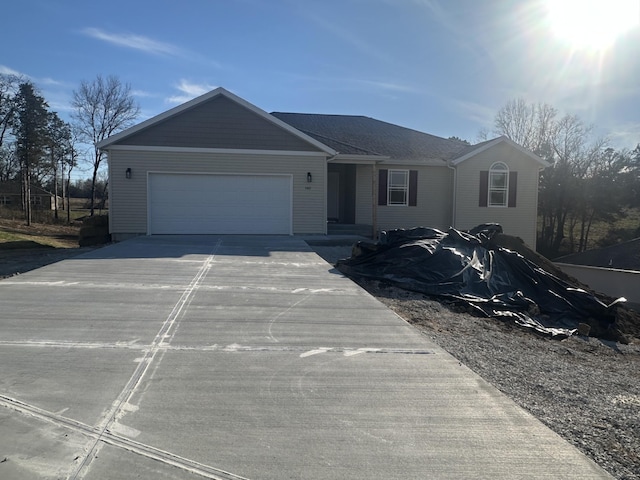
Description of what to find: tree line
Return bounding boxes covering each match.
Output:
[0,73,139,224]
[482,99,640,258]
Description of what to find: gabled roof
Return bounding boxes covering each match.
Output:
[451,136,550,168]
[97,88,336,155]
[271,113,469,164]
[555,238,640,271]
[0,181,57,196]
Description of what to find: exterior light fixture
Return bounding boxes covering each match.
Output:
[125,168,132,179]
[307,172,312,183]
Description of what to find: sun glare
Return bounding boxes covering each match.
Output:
[546,0,640,50]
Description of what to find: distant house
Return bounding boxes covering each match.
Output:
[0,182,61,210]
[98,87,550,247]
[555,238,640,271]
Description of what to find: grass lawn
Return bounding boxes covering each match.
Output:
[0,218,80,250]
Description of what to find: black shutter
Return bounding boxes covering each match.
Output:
[508,171,518,207]
[378,169,388,206]
[479,171,488,207]
[409,170,418,206]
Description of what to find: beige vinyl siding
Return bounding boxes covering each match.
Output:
[355,165,373,224]
[118,96,319,152]
[377,165,453,232]
[355,164,453,232]
[454,142,540,248]
[108,149,326,237]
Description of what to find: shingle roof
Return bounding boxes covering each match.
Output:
[0,182,55,196]
[452,137,497,159]
[271,113,469,162]
[555,238,640,271]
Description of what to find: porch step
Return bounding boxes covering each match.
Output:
[327,223,373,237]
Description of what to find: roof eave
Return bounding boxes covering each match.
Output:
[329,154,388,164]
[450,136,550,168]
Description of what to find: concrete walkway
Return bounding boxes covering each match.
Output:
[0,236,612,479]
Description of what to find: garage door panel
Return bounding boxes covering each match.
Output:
[149,173,291,234]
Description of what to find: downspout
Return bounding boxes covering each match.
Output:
[102,146,113,240]
[447,162,457,228]
[534,166,545,251]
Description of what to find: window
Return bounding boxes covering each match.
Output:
[479,163,517,208]
[488,162,508,207]
[388,169,409,205]
[378,169,418,206]
[0,196,11,206]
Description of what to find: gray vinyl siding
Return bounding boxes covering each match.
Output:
[355,164,453,232]
[108,149,326,236]
[118,96,320,152]
[454,142,541,248]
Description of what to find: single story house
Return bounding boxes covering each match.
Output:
[98,87,549,248]
[0,182,61,210]
[555,238,640,271]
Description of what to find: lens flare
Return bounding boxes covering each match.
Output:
[546,0,640,50]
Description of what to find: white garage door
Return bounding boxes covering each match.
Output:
[148,173,292,234]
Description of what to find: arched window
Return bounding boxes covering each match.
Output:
[488,162,509,207]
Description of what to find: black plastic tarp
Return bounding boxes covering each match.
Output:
[336,225,624,338]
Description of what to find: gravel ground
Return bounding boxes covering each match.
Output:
[311,244,640,480]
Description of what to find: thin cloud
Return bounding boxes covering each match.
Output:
[452,99,496,127]
[81,27,184,57]
[606,122,640,149]
[275,70,418,95]
[355,79,418,93]
[0,65,67,90]
[131,89,157,98]
[0,65,23,76]
[166,80,218,104]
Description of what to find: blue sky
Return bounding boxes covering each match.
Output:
[3,0,640,159]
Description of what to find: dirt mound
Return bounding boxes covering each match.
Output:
[489,233,640,343]
[337,226,640,344]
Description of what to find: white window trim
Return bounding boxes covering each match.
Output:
[387,169,409,206]
[488,162,509,208]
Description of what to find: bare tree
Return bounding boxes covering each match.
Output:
[45,112,71,219]
[0,73,24,149]
[64,127,81,224]
[71,75,139,215]
[0,144,19,181]
[492,99,557,156]
[488,98,611,256]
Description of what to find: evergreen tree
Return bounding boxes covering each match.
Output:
[13,82,50,225]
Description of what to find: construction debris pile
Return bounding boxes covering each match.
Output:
[336,224,628,340]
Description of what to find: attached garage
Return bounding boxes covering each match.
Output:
[98,88,334,240]
[148,173,292,235]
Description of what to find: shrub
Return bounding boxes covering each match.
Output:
[78,215,111,246]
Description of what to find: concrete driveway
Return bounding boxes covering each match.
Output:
[0,235,611,479]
